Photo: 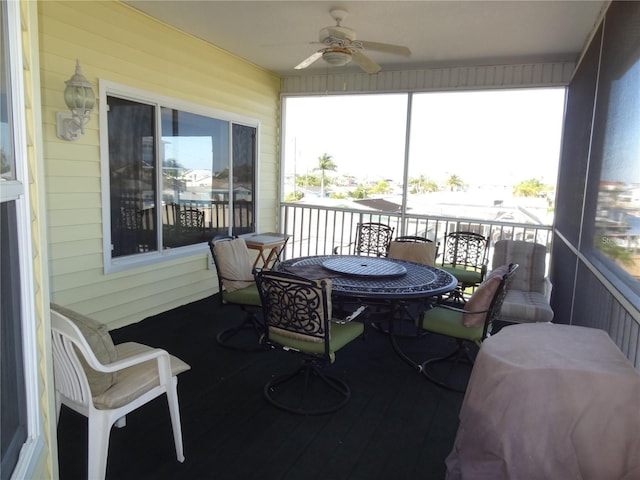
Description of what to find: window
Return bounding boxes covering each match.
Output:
[282,94,408,204]
[1,203,27,480]
[1,2,43,478]
[588,3,640,296]
[102,83,257,272]
[407,89,565,225]
[282,89,564,228]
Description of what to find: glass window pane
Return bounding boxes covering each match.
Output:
[161,108,230,247]
[105,89,258,267]
[108,96,157,257]
[282,94,408,205]
[0,2,15,182]
[591,3,640,291]
[408,89,564,241]
[0,201,27,479]
[231,124,255,236]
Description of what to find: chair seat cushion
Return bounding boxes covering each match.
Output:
[93,342,191,409]
[213,238,255,292]
[440,265,483,285]
[417,307,483,343]
[498,290,554,323]
[51,303,117,395]
[222,283,262,306]
[267,320,364,364]
[388,241,436,266]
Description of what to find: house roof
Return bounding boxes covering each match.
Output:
[353,198,403,213]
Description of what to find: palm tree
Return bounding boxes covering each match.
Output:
[445,174,464,192]
[409,175,439,194]
[314,153,337,198]
[513,178,549,198]
[350,185,368,199]
[369,180,393,195]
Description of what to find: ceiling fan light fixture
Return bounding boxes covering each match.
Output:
[322,48,351,66]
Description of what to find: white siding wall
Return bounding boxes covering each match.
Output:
[39,1,280,329]
[281,61,575,94]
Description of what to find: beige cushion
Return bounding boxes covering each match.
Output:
[492,241,547,294]
[213,238,255,292]
[499,290,555,323]
[462,265,509,327]
[93,342,191,409]
[388,241,436,266]
[51,304,117,395]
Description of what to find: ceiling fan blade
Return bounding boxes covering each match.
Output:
[294,51,323,70]
[351,50,381,74]
[360,40,411,57]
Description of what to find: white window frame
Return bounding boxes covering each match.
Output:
[2,1,44,478]
[99,80,260,274]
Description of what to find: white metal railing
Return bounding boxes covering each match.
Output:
[280,202,553,263]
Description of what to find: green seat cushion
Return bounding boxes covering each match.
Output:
[267,320,364,363]
[51,303,117,395]
[441,265,483,285]
[222,283,262,306]
[417,307,483,344]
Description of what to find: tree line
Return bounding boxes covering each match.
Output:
[286,153,554,202]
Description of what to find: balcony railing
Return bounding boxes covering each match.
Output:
[280,202,553,266]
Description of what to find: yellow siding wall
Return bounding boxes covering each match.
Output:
[39,1,281,329]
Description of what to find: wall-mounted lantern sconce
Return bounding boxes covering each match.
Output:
[56,60,95,141]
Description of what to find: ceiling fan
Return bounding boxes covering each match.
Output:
[294,8,411,74]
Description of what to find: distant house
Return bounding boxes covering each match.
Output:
[353,198,403,213]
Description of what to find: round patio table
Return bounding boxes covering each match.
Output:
[277,255,457,299]
[277,255,458,369]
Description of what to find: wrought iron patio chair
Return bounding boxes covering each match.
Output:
[209,236,263,351]
[382,235,441,330]
[255,270,366,415]
[440,231,489,303]
[179,208,205,235]
[334,222,394,257]
[416,263,518,392]
[388,235,440,266]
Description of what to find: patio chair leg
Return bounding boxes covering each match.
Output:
[216,312,265,352]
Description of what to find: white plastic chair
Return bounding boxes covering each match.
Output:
[51,306,190,480]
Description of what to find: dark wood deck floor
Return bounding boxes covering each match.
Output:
[57,295,468,480]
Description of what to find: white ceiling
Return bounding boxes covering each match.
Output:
[124,1,607,76]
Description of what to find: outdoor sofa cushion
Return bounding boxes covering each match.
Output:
[499,290,554,323]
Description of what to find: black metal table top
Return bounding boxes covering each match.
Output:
[277,255,458,299]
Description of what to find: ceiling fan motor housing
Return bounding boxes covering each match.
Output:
[322,47,352,66]
[319,26,356,43]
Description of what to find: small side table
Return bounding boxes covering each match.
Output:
[244,233,290,269]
